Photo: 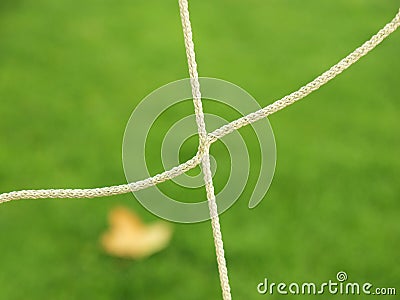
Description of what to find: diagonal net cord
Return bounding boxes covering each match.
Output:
[0,10,399,295]
[0,8,399,208]
[178,0,231,299]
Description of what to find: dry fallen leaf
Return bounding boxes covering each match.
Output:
[101,206,173,259]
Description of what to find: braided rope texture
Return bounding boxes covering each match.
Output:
[0,8,399,207]
[178,0,232,298]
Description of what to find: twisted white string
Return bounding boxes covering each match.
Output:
[1,9,399,205]
[178,0,231,299]
[1,8,399,300]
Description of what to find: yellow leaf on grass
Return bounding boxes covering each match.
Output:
[101,206,172,259]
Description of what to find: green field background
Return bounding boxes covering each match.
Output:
[0,0,399,299]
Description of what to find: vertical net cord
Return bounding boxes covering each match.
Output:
[178,0,232,299]
[0,10,398,204]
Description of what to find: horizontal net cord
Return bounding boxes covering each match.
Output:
[0,9,399,205]
[0,154,202,203]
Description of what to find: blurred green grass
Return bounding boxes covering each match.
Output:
[0,0,399,299]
